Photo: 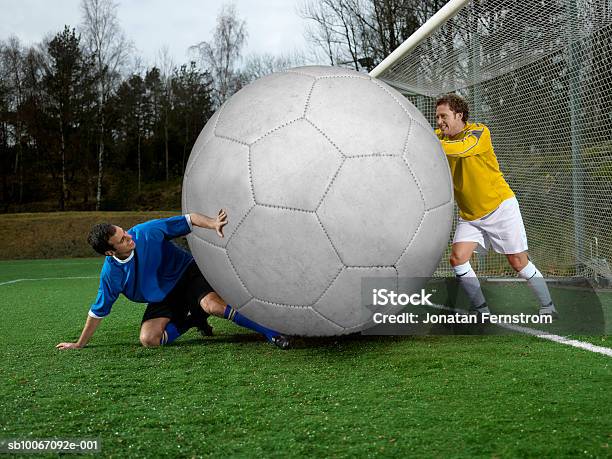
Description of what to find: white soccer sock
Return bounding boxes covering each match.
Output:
[518,261,553,307]
[453,261,486,309]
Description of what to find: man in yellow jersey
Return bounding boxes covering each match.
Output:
[435,93,558,318]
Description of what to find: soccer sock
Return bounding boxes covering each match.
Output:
[453,261,487,310]
[224,305,280,341]
[159,322,189,345]
[518,261,553,307]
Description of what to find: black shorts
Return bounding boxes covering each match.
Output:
[141,261,214,324]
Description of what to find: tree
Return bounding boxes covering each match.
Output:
[114,73,148,193]
[171,62,214,174]
[156,46,174,181]
[1,37,27,204]
[300,0,447,70]
[241,52,305,82]
[80,0,132,210]
[190,3,247,107]
[44,26,97,210]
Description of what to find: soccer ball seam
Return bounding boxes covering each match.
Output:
[343,153,400,158]
[283,69,319,79]
[247,144,256,203]
[409,117,455,183]
[214,132,250,146]
[302,79,317,118]
[183,192,229,249]
[188,229,226,250]
[248,116,303,147]
[393,207,426,267]
[346,266,394,270]
[188,233,254,308]
[303,118,347,158]
[427,200,454,213]
[308,264,344,307]
[211,99,226,137]
[313,211,346,265]
[315,74,371,80]
[314,156,346,213]
[184,136,212,178]
[245,298,346,330]
[371,78,417,120]
[225,204,256,247]
[252,202,316,214]
[400,155,426,205]
[224,238,256,299]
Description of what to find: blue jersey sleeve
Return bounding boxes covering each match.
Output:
[89,264,120,318]
[139,215,192,240]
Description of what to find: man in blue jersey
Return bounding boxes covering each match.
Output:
[56,211,290,350]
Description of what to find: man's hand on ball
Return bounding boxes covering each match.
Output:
[56,342,82,350]
[215,209,228,238]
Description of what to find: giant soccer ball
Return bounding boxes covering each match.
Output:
[182,65,453,336]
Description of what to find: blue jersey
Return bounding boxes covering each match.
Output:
[89,216,194,318]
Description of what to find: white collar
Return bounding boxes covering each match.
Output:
[113,250,134,264]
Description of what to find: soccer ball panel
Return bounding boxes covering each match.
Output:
[183,137,254,248]
[239,299,344,336]
[306,77,410,156]
[187,235,252,309]
[250,119,343,211]
[215,72,314,145]
[313,267,397,330]
[403,121,453,209]
[227,205,343,305]
[318,157,425,266]
[396,202,454,278]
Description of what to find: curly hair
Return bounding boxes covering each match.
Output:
[436,93,469,123]
[87,223,117,255]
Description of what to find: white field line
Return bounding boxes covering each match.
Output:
[429,303,612,357]
[0,276,98,286]
[0,261,100,266]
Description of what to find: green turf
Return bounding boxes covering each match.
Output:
[1,259,611,458]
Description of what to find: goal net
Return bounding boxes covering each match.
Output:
[372,0,612,281]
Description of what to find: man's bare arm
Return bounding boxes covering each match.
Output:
[189,210,228,238]
[56,315,102,350]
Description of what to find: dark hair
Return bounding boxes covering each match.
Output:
[436,93,469,123]
[88,223,117,255]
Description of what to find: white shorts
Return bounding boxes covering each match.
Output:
[453,197,528,255]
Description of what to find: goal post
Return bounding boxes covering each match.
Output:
[370,0,612,282]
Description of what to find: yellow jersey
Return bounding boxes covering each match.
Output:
[435,122,514,221]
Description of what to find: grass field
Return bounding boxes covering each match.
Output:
[1,259,611,458]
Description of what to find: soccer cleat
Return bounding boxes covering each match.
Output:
[539,302,559,319]
[197,319,213,337]
[269,334,290,350]
[471,303,490,315]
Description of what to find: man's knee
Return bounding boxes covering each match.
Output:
[139,330,161,348]
[507,253,528,271]
[449,243,476,267]
[200,292,225,317]
[450,252,469,267]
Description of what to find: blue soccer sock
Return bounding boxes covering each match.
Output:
[224,305,280,341]
[159,322,188,345]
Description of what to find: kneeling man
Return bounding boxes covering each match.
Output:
[56,211,289,350]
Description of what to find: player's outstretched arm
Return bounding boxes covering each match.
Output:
[189,210,227,238]
[56,315,102,350]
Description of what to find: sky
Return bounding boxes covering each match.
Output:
[0,0,313,67]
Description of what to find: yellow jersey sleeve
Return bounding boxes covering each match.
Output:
[438,125,491,158]
[436,123,514,221]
